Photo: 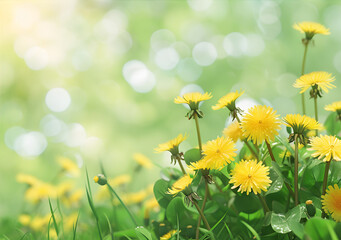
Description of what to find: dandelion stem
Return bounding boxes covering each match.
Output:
[265,141,276,162]
[322,160,331,218]
[300,41,309,115]
[193,112,203,152]
[257,194,270,214]
[294,134,299,206]
[195,180,209,239]
[235,115,259,160]
[106,183,138,227]
[192,200,211,231]
[177,157,187,175]
[314,96,319,136]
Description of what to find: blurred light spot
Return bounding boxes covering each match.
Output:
[24,46,49,70]
[81,137,103,158]
[64,123,87,148]
[154,47,179,70]
[211,35,227,59]
[245,34,265,57]
[172,41,191,58]
[72,50,92,71]
[177,58,202,82]
[123,60,156,93]
[45,88,71,112]
[259,2,280,25]
[12,5,40,30]
[14,132,47,157]
[237,98,259,112]
[273,97,296,115]
[40,114,64,137]
[150,29,176,51]
[187,0,213,11]
[192,42,217,66]
[5,127,26,150]
[324,6,341,40]
[333,51,341,73]
[275,73,297,97]
[107,31,133,55]
[14,37,35,58]
[99,9,128,38]
[183,24,210,44]
[223,33,248,57]
[258,20,281,40]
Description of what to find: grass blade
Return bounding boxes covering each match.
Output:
[48,198,59,236]
[241,220,260,240]
[72,212,80,240]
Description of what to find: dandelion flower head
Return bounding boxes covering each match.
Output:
[325,101,341,112]
[212,90,244,111]
[293,21,330,39]
[223,121,244,142]
[322,184,341,222]
[191,136,237,170]
[229,160,272,195]
[283,114,322,134]
[308,135,341,162]
[293,71,335,94]
[174,92,212,109]
[160,230,178,240]
[58,157,80,177]
[133,153,153,169]
[241,105,281,145]
[154,133,187,155]
[167,175,192,196]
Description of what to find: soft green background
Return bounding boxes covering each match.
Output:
[0,0,340,232]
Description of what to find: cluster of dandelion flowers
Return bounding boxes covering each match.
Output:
[308,135,341,162]
[240,105,281,145]
[154,133,187,155]
[322,184,341,222]
[229,160,272,195]
[293,71,335,95]
[190,136,237,171]
[174,92,212,110]
[167,174,193,196]
[293,21,330,40]
[212,90,244,111]
[223,121,244,143]
[283,114,322,135]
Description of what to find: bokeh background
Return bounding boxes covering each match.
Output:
[1,0,341,234]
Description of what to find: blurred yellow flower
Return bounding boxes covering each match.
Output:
[174,92,212,106]
[19,214,31,226]
[110,174,131,187]
[167,175,192,196]
[120,190,148,205]
[283,114,322,134]
[133,153,153,169]
[16,174,40,186]
[223,121,244,142]
[293,71,335,94]
[160,230,178,240]
[325,101,341,112]
[322,184,341,222]
[241,105,281,145]
[230,160,271,195]
[190,136,237,170]
[212,90,244,111]
[58,157,80,177]
[293,21,330,39]
[308,135,341,162]
[30,214,51,231]
[64,212,79,231]
[154,133,187,154]
[25,182,56,203]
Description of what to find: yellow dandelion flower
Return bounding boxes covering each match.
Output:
[145,197,160,212]
[212,90,244,111]
[16,174,40,186]
[229,160,272,195]
[322,184,341,222]
[293,21,330,39]
[174,92,212,106]
[160,230,178,240]
[19,214,31,226]
[325,101,341,112]
[25,183,57,203]
[110,174,131,187]
[120,190,148,205]
[190,136,237,170]
[30,214,51,231]
[241,105,281,145]
[283,114,322,134]
[133,153,153,169]
[223,121,244,142]
[293,71,335,94]
[308,135,341,162]
[57,157,80,177]
[167,175,192,196]
[154,133,187,154]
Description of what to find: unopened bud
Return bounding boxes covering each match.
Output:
[93,174,107,185]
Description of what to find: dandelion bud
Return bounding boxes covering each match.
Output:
[93,174,107,185]
[305,200,316,217]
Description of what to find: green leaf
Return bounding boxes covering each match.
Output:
[184,148,201,165]
[266,162,284,195]
[324,112,341,135]
[135,226,152,240]
[234,193,262,214]
[153,179,172,208]
[304,217,337,240]
[166,197,186,225]
[271,213,290,234]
